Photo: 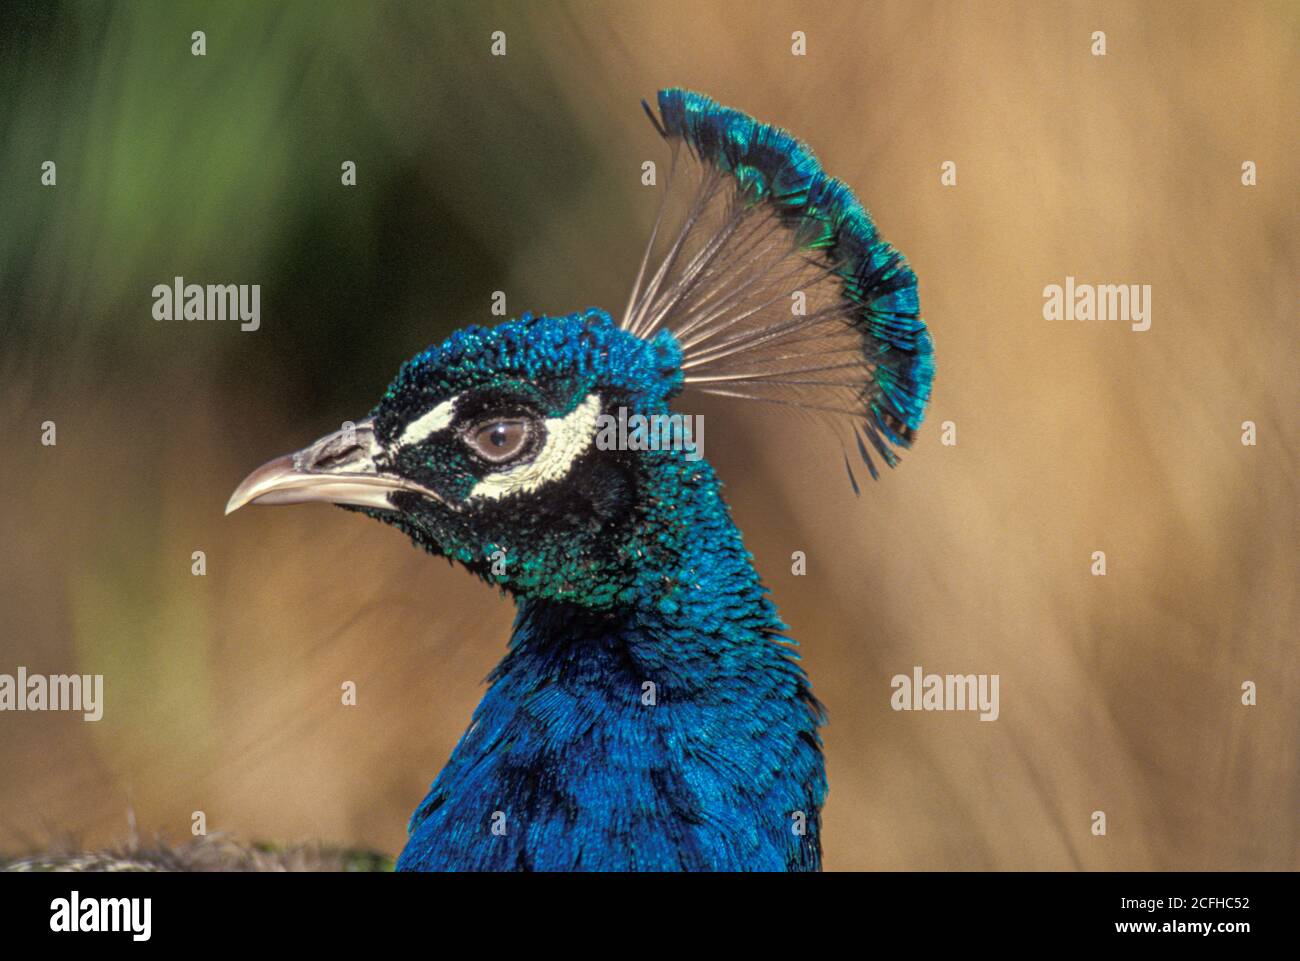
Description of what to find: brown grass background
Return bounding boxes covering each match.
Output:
[0,1,1295,869]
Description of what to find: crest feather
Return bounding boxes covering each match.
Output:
[622,89,934,486]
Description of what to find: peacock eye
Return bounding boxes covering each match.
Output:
[465,419,532,464]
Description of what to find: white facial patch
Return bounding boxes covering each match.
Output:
[396,395,459,450]
[470,394,602,501]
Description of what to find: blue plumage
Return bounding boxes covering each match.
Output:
[227,89,931,871]
[398,444,826,870]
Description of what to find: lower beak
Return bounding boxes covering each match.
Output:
[225,417,441,515]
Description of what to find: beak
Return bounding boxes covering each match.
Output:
[225,417,443,515]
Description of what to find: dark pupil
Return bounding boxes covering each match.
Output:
[471,419,527,462]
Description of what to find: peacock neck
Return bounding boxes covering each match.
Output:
[397,468,828,871]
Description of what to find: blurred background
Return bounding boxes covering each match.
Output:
[1,0,1296,870]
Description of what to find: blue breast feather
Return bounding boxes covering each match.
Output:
[396,415,827,871]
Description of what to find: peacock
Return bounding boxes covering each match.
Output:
[226,89,934,871]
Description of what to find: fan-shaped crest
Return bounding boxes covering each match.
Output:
[621,89,934,488]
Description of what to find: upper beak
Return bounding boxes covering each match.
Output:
[225,417,442,515]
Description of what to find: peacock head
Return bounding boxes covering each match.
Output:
[226,309,698,608]
[227,88,935,610]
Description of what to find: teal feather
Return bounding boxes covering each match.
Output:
[631,88,934,487]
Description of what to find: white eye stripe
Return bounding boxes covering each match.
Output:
[470,394,601,501]
[396,395,459,449]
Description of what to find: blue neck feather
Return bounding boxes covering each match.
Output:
[396,456,826,871]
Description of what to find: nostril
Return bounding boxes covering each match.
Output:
[310,447,356,472]
[305,426,380,474]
